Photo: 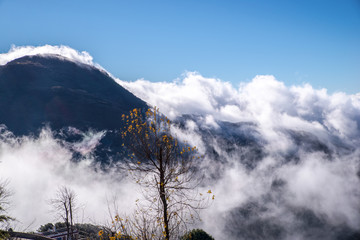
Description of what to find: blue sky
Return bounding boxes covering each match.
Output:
[0,0,359,93]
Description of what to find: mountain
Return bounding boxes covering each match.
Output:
[0,54,147,135]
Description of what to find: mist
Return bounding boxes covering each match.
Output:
[0,126,139,231]
[117,73,360,239]
[0,46,359,239]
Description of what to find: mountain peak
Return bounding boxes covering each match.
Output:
[0,45,95,67]
[0,54,147,135]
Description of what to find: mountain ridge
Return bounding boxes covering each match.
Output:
[0,54,147,135]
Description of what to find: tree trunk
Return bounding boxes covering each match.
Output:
[64,202,70,240]
[159,149,170,240]
[69,198,74,240]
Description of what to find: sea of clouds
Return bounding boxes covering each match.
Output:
[118,72,360,239]
[0,45,359,239]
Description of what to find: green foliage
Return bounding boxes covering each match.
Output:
[181,229,214,240]
[75,223,102,239]
[55,222,67,229]
[0,230,9,240]
[38,222,103,239]
[38,223,54,232]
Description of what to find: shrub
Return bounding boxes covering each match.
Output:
[181,229,214,240]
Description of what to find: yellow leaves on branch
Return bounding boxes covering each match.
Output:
[115,215,122,222]
[122,107,180,153]
[122,107,164,139]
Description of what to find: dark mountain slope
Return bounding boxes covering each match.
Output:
[0,55,147,135]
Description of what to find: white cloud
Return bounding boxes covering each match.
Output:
[116,69,360,239]
[0,127,140,231]
[116,72,240,121]
[279,151,360,228]
[119,73,360,144]
[0,45,107,73]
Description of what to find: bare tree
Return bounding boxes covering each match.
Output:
[50,186,77,240]
[118,107,213,240]
[106,197,162,240]
[0,181,12,239]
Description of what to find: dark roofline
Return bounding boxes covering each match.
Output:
[9,231,54,240]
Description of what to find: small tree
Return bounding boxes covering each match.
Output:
[50,186,77,240]
[118,107,213,240]
[0,181,12,240]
